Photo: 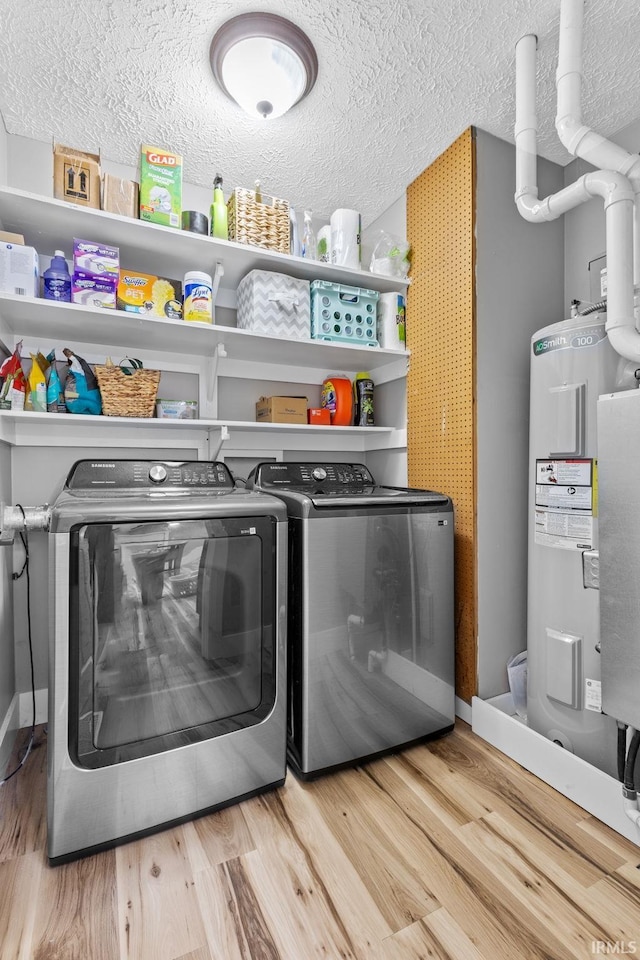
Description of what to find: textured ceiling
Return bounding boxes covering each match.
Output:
[1,0,640,225]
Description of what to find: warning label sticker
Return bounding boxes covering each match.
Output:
[535,459,593,549]
[536,459,592,486]
[535,484,592,510]
[534,508,593,549]
[585,678,602,713]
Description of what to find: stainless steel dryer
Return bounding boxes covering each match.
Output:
[48,459,287,864]
[248,462,455,779]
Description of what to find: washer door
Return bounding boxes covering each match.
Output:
[68,515,276,768]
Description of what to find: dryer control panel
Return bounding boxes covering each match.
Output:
[65,460,234,491]
[252,462,374,490]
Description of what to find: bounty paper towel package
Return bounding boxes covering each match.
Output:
[139,145,182,228]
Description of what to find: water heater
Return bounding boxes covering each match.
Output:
[527,314,627,776]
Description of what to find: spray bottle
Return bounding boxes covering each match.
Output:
[301,210,317,260]
[43,250,71,302]
[210,174,228,240]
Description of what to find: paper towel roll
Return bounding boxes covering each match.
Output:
[377,292,406,349]
[317,225,331,263]
[330,208,361,269]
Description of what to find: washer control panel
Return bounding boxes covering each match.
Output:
[66,460,234,491]
[253,462,374,489]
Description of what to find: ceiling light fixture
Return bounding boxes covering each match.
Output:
[210,12,318,120]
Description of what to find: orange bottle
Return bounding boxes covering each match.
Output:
[321,376,353,425]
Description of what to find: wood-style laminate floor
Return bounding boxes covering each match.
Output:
[1,722,639,960]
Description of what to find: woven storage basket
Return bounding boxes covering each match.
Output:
[94,359,161,418]
[227,187,290,253]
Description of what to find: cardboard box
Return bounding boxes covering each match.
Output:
[0,231,24,245]
[256,396,307,424]
[139,144,182,229]
[0,242,39,297]
[307,407,331,425]
[117,270,182,319]
[53,143,101,209]
[102,173,139,219]
[73,238,119,280]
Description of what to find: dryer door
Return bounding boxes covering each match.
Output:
[68,515,277,768]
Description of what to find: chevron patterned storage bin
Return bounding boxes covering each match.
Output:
[236,270,310,339]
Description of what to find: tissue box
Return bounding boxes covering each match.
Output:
[102,173,139,218]
[237,270,310,339]
[53,143,101,209]
[0,242,39,297]
[256,396,307,424]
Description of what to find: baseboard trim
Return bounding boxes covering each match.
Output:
[18,688,47,727]
[0,693,19,775]
[472,694,640,848]
[455,696,472,724]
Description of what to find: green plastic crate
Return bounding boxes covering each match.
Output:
[310,280,379,347]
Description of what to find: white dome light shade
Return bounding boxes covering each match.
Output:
[221,37,306,119]
[210,13,318,121]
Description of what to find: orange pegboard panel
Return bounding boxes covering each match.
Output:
[406,127,477,702]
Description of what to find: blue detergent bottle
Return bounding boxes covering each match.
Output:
[43,250,71,302]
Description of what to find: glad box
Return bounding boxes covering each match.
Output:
[139,145,182,229]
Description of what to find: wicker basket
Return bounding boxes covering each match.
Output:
[94,359,161,418]
[227,187,290,253]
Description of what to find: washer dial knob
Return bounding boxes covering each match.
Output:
[312,466,327,481]
[149,464,167,484]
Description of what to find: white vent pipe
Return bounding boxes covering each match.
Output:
[515,23,640,363]
[555,0,640,361]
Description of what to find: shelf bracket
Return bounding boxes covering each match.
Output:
[210,424,230,461]
[207,341,227,406]
[212,261,225,305]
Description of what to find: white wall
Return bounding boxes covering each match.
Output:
[0,112,18,768]
[475,129,565,700]
[0,113,7,189]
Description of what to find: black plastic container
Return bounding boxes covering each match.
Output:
[353,372,374,426]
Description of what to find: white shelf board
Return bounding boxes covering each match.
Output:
[0,292,409,373]
[0,409,397,448]
[0,187,410,295]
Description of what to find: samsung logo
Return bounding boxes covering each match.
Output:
[90,463,116,468]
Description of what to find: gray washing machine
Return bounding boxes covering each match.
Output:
[248,462,455,779]
[48,459,287,864]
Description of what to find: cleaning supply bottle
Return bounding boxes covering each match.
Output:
[290,208,301,256]
[353,372,375,426]
[43,250,71,302]
[301,210,317,260]
[321,375,352,425]
[210,174,228,240]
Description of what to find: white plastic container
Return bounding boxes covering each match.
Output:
[330,209,361,270]
[183,270,213,323]
[156,399,198,419]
